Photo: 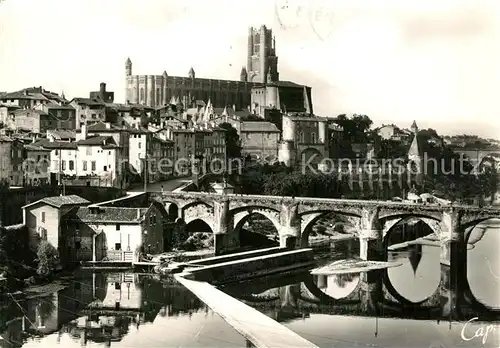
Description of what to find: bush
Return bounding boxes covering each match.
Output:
[36,241,59,279]
[180,233,214,251]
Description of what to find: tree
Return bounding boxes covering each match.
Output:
[334,114,373,144]
[218,122,242,159]
[36,241,58,278]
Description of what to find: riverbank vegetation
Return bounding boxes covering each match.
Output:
[0,224,60,292]
[227,113,497,202]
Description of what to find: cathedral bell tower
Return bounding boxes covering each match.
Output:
[407,120,423,188]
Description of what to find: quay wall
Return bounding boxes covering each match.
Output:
[187,246,284,267]
[182,248,315,284]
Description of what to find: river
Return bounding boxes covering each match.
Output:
[1,221,498,348]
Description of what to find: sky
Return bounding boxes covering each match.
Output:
[0,0,499,138]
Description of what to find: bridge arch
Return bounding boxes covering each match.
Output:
[381,214,441,241]
[182,201,215,232]
[185,219,213,233]
[300,210,360,247]
[232,206,281,236]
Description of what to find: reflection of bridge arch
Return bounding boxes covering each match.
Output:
[463,276,500,317]
[382,268,441,307]
[232,207,281,235]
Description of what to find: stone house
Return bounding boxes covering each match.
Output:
[240,121,280,162]
[21,195,91,252]
[11,109,59,134]
[60,203,167,263]
[23,141,51,186]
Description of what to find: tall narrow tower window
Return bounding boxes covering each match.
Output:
[140,88,144,103]
[311,132,316,144]
[156,89,160,105]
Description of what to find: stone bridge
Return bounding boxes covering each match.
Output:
[150,191,499,259]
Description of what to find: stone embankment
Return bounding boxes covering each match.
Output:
[175,275,318,348]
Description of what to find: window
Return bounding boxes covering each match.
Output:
[69,160,74,170]
[75,241,81,249]
[299,132,304,143]
[83,161,87,170]
[115,243,121,250]
[91,114,96,119]
[138,142,141,149]
[103,166,107,171]
[311,132,316,144]
[140,88,144,102]
[115,282,121,290]
[55,150,58,155]
[41,211,45,223]
[91,161,96,171]
[61,161,66,170]
[86,147,92,155]
[116,224,121,231]
[41,228,47,241]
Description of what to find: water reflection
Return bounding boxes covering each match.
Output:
[219,221,500,347]
[315,273,360,299]
[0,272,246,348]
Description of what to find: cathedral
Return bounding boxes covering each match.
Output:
[124,25,313,114]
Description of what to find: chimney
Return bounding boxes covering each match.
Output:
[81,123,87,140]
[137,208,141,220]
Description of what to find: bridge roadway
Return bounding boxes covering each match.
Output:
[159,190,490,210]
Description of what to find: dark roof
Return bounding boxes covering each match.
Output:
[39,139,78,149]
[70,98,105,107]
[0,87,67,103]
[127,125,151,134]
[0,103,21,110]
[0,91,49,101]
[87,121,128,132]
[22,195,90,209]
[241,121,280,133]
[47,129,76,140]
[274,80,306,88]
[44,102,75,110]
[77,135,117,147]
[105,102,154,112]
[70,206,149,224]
[12,109,53,117]
[0,135,13,142]
[24,142,51,151]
